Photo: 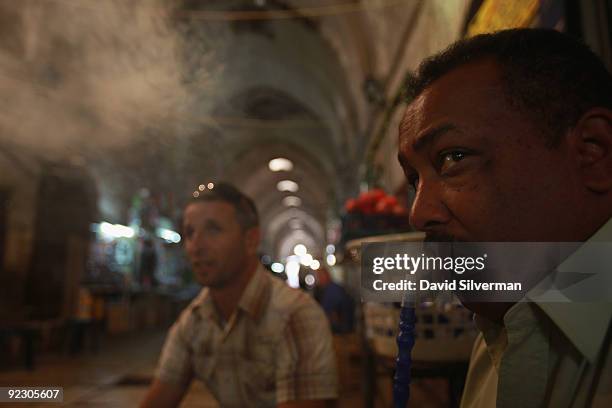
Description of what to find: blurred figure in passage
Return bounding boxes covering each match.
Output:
[314,267,355,334]
[139,238,158,288]
[141,183,337,408]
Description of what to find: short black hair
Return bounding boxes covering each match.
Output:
[407,28,612,145]
[188,182,259,230]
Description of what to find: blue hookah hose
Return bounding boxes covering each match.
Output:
[393,302,416,408]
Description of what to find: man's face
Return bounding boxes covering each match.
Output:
[398,60,582,242]
[182,201,252,287]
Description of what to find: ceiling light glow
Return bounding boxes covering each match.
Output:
[277,180,299,192]
[268,158,294,172]
[271,262,284,273]
[293,244,307,256]
[326,254,336,266]
[282,196,302,207]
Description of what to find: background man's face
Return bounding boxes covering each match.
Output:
[182,201,250,287]
[398,60,581,242]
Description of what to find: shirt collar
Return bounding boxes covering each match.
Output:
[190,287,215,322]
[191,264,271,324]
[527,217,612,363]
[237,265,271,323]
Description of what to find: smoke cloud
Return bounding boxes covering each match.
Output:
[0,0,221,160]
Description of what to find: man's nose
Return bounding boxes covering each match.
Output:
[409,180,451,231]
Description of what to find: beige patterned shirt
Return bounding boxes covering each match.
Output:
[156,265,338,407]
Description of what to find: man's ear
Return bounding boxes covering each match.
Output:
[568,108,612,193]
[244,226,261,255]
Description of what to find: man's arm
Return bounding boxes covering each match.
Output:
[141,312,194,407]
[276,299,339,406]
[140,379,190,408]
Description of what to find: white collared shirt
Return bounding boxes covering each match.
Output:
[461,218,612,408]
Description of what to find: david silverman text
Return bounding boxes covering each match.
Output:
[372,279,523,291]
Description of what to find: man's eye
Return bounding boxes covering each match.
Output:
[206,225,222,233]
[439,150,468,173]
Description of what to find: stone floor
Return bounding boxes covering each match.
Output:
[0,329,450,407]
[0,330,215,407]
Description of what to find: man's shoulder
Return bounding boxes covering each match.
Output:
[183,287,208,312]
[265,274,323,317]
[173,287,209,328]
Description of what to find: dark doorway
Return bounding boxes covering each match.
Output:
[25,166,96,319]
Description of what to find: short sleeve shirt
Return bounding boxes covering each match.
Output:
[155,266,338,407]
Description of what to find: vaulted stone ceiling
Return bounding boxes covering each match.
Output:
[174,0,469,259]
[0,0,470,260]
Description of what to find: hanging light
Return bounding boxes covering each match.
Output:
[277,180,299,192]
[268,158,293,172]
[299,253,313,267]
[271,262,284,273]
[282,196,302,207]
[326,254,336,266]
[304,274,315,286]
[293,244,307,256]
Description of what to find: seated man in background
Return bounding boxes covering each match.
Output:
[141,183,337,407]
[397,29,612,407]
